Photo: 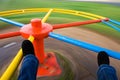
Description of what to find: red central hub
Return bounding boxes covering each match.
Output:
[20,19,61,77]
[20,19,53,39]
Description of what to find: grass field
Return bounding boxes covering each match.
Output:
[0,0,120,42]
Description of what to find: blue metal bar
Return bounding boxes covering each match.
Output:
[0,17,24,27]
[49,32,120,60]
[102,20,120,32]
[110,19,120,26]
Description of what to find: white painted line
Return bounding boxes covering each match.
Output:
[3,42,17,48]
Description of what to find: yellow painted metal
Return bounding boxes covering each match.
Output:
[42,9,53,23]
[53,8,105,19]
[28,35,35,42]
[74,14,97,20]
[0,36,34,80]
[78,11,105,19]
[0,8,106,19]
[0,49,23,80]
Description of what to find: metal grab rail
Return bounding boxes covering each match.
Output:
[0,31,21,39]
[49,32,120,60]
[0,17,24,27]
[0,8,105,19]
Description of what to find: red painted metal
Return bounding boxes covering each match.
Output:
[20,19,61,77]
[0,31,21,39]
[37,52,61,77]
[20,18,53,63]
[53,18,109,29]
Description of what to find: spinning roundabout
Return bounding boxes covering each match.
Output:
[0,8,120,80]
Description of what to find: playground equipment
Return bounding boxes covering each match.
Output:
[0,8,120,80]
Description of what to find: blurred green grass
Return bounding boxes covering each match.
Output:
[0,0,120,42]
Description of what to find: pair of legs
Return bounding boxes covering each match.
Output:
[18,40,38,80]
[18,40,118,80]
[97,51,118,80]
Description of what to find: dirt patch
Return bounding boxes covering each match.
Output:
[54,27,120,52]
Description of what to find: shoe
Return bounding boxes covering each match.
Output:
[22,40,35,56]
[97,51,110,66]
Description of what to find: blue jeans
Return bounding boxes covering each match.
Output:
[18,55,118,80]
[18,54,39,80]
[97,64,118,80]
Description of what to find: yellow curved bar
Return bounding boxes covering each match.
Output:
[42,9,53,23]
[0,36,34,80]
[77,11,105,19]
[53,8,105,19]
[53,8,97,20]
[0,8,106,20]
[73,14,97,20]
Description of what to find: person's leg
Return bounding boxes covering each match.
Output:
[97,51,118,80]
[18,40,39,80]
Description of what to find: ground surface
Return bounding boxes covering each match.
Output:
[0,27,120,80]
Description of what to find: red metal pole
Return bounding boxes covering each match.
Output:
[0,31,21,39]
[31,19,45,64]
[53,18,109,29]
[33,39,45,63]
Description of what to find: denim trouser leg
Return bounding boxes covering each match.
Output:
[97,64,118,80]
[18,54,39,80]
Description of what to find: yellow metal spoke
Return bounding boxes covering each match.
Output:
[28,35,35,42]
[0,35,34,80]
[0,49,23,80]
[42,9,53,23]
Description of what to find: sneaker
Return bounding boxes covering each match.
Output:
[22,40,35,56]
[97,51,110,66]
